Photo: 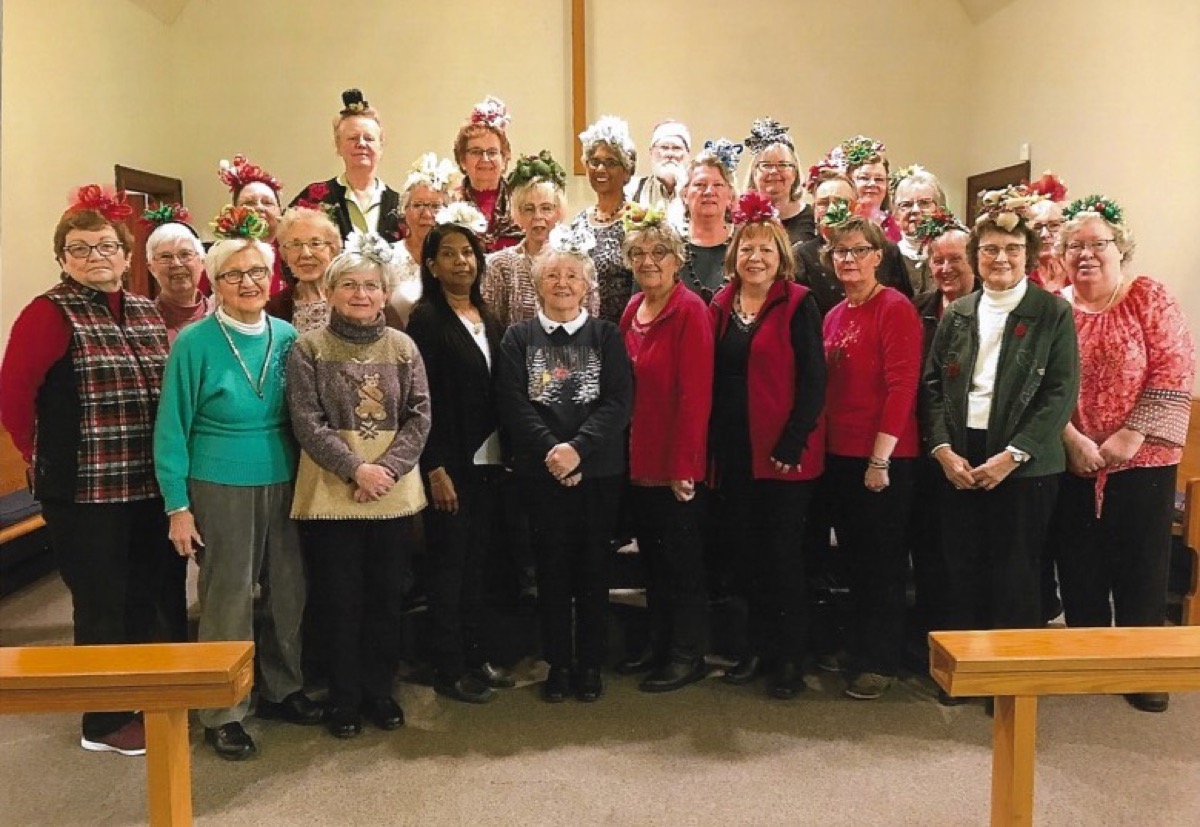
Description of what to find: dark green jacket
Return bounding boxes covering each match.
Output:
[922,281,1079,478]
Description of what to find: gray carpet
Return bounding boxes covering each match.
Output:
[1,573,1197,826]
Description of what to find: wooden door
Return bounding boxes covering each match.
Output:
[965,162,1030,225]
[114,165,184,299]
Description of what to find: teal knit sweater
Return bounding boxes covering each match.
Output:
[154,313,298,511]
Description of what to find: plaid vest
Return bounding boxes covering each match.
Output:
[39,279,168,503]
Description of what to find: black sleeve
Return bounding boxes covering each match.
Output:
[879,243,914,298]
[568,322,633,462]
[405,306,451,474]
[771,293,827,464]
[496,325,559,461]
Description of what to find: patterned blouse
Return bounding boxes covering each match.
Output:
[388,243,423,329]
[483,240,600,328]
[1068,275,1195,472]
[569,208,633,324]
[292,299,330,335]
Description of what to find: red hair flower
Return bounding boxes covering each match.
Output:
[1014,322,1028,338]
[1028,172,1068,203]
[68,184,134,222]
[306,182,330,201]
[217,154,282,195]
[732,191,779,226]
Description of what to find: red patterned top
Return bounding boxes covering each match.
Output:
[1070,276,1195,472]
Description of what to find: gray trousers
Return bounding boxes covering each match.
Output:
[190,479,305,727]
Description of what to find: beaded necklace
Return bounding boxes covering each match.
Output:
[215,314,274,399]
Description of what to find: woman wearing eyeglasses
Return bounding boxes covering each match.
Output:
[155,206,324,761]
[744,118,816,247]
[571,116,637,324]
[288,232,430,736]
[821,210,921,701]
[267,207,343,333]
[1051,197,1194,714]
[892,167,948,295]
[452,96,522,252]
[923,189,1078,697]
[1026,197,1070,294]
[386,153,457,328]
[145,210,213,345]
[0,186,173,757]
[679,145,738,303]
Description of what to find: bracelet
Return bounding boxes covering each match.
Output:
[867,456,890,469]
[166,506,189,516]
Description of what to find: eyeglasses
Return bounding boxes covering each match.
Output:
[334,279,384,293]
[895,198,938,212]
[1031,220,1064,234]
[978,243,1027,259]
[63,240,123,259]
[1065,238,1116,255]
[519,203,559,217]
[216,266,271,285]
[407,201,444,213]
[152,249,198,265]
[544,271,584,283]
[281,239,334,252]
[757,162,796,173]
[853,174,887,186]
[830,246,877,260]
[629,246,672,264]
[465,148,502,161]
[586,157,624,171]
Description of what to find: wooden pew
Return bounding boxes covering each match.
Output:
[929,627,1200,827]
[1175,398,1200,625]
[0,422,44,546]
[0,641,254,827]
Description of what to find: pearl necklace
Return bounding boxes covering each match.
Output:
[1075,278,1124,314]
[215,313,274,399]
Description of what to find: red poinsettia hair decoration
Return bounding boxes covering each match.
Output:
[68,184,134,222]
[1028,171,1068,203]
[731,191,779,226]
[217,154,282,195]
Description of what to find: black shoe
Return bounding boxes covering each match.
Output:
[576,667,604,702]
[205,722,256,760]
[1125,692,1169,713]
[256,691,326,726]
[362,696,404,730]
[722,655,761,686]
[639,658,707,693]
[435,673,496,704]
[327,706,362,739]
[471,662,516,689]
[541,666,572,703]
[767,662,805,700]
[615,649,665,676]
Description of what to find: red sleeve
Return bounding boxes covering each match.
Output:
[877,293,922,440]
[0,297,72,461]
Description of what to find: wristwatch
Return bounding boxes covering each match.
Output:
[1007,447,1031,464]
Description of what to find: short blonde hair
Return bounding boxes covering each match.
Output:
[622,225,688,273]
[1055,212,1136,265]
[509,180,567,224]
[746,141,805,202]
[276,207,341,248]
[726,220,796,282]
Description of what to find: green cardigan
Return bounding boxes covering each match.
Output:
[921,281,1079,478]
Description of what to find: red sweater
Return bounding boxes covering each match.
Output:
[620,283,713,481]
[822,286,921,458]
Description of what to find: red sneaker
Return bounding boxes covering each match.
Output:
[80,718,146,756]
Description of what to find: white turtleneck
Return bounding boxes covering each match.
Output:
[216,306,267,335]
[967,277,1028,429]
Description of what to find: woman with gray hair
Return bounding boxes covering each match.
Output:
[386,152,458,328]
[268,206,343,333]
[570,116,637,323]
[497,224,633,703]
[744,118,816,246]
[680,141,739,301]
[891,166,948,295]
[288,231,431,736]
[143,205,212,345]
[155,206,324,760]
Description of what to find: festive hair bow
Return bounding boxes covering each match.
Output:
[819,199,855,229]
[976,184,1039,231]
[913,207,968,252]
[469,95,511,130]
[839,135,887,167]
[1028,171,1069,203]
[744,118,793,155]
[139,203,190,230]
[888,164,927,194]
[549,223,597,257]
[341,88,371,115]
[579,116,635,156]
[806,157,847,193]
[211,205,268,240]
[68,184,134,222]
[621,202,669,233]
[403,153,459,194]
[507,150,567,192]
[218,154,282,195]
[1063,194,1124,224]
[731,191,779,226]
[343,230,396,265]
[435,202,488,234]
[702,139,744,174]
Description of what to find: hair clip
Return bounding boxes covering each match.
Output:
[744,118,793,155]
[976,184,1039,231]
[914,207,968,251]
[404,153,460,194]
[1062,194,1124,224]
[839,135,887,167]
[621,202,669,233]
[469,95,511,130]
[731,191,779,226]
[702,139,744,174]
[549,223,597,257]
[507,150,567,192]
[579,116,635,156]
[1028,171,1069,203]
[343,230,396,265]
[435,202,488,234]
[68,184,134,222]
[211,205,269,240]
[140,203,190,230]
[218,154,282,195]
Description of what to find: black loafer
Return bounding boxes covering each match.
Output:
[327,707,362,739]
[435,674,496,704]
[639,658,707,693]
[205,722,256,761]
[722,655,761,686]
[471,662,516,689]
[615,649,665,675]
[256,691,326,726]
[576,667,604,702]
[362,696,405,730]
[767,661,805,700]
[1125,692,1169,713]
[541,666,572,703]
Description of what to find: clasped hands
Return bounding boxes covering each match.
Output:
[1064,427,1143,476]
[935,448,1017,492]
[353,462,397,503]
[545,443,582,487]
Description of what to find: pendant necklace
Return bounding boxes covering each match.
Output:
[216,314,274,399]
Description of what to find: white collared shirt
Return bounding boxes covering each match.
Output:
[537,308,589,335]
[336,173,385,235]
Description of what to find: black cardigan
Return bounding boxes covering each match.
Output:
[289,177,403,243]
[405,300,505,476]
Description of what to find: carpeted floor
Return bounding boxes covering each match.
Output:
[1,572,1197,827]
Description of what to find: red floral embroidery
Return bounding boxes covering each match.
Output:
[307,182,330,201]
[1014,322,1028,338]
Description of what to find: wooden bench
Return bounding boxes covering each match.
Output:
[0,641,254,827]
[0,422,44,546]
[1175,399,1200,626]
[929,627,1200,827]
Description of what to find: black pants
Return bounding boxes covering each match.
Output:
[907,458,950,642]
[1053,465,1175,628]
[629,485,708,662]
[717,475,814,664]
[827,455,914,677]
[526,476,621,669]
[41,498,171,739]
[424,465,504,681]
[302,518,410,709]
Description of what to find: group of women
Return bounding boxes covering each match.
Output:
[1,91,1194,764]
